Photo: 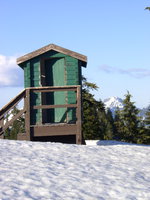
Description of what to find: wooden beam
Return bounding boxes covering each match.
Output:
[0,117,4,138]
[0,135,4,139]
[17,44,87,66]
[29,85,78,93]
[32,88,77,93]
[25,89,31,141]
[32,104,77,110]
[17,133,28,141]
[76,86,82,144]
[0,89,25,117]
[0,116,4,128]
[32,124,77,137]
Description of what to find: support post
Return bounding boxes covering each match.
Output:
[0,116,4,139]
[25,89,31,140]
[76,86,82,144]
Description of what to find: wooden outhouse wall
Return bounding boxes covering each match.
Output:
[20,50,82,125]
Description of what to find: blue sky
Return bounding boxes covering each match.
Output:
[0,0,150,108]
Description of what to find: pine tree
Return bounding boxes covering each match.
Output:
[82,76,106,140]
[104,109,114,140]
[96,100,107,140]
[138,108,150,144]
[82,76,118,141]
[145,7,150,11]
[114,91,140,143]
[144,107,150,128]
[82,91,99,139]
[114,108,124,140]
[4,107,25,140]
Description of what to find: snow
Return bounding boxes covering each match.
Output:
[104,96,124,110]
[0,139,150,200]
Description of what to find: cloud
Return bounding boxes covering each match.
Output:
[99,64,150,78]
[0,55,24,86]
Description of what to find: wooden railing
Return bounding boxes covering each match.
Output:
[0,89,26,137]
[0,86,82,144]
[28,85,82,143]
[29,85,80,118]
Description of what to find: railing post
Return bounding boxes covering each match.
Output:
[25,89,31,141]
[0,116,4,139]
[76,85,82,144]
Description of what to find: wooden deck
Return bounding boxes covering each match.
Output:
[0,86,82,144]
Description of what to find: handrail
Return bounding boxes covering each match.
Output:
[0,89,26,136]
[32,104,77,110]
[0,89,26,118]
[28,85,79,90]
[0,108,26,136]
[27,85,79,93]
[0,85,81,143]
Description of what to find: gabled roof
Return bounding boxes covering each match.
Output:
[17,43,87,67]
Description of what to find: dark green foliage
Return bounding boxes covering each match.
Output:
[114,92,141,143]
[4,107,25,140]
[82,92,101,140]
[82,79,150,144]
[82,77,114,140]
[113,91,150,144]
[138,108,150,144]
[82,78,150,144]
[136,128,150,145]
[113,108,122,140]
[104,109,115,140]
[113,96,150,144]
[144,108,150,128]
[145,7,150,11]
[82,77,101,140]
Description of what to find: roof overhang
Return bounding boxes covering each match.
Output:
[17,43,87,67]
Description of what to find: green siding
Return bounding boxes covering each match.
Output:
[66,57,79,85]
[65,57,79,122]
[30,60,40,87]
[31,60,41,124]
[24,62,31,88]
[21,50,82,125]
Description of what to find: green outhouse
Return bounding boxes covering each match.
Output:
[17,44,87,131]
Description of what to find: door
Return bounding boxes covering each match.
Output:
[41,58,67,123]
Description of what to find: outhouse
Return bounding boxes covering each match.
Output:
[16,44,87,144]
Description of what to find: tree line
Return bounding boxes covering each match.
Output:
[4,77,150,145]
[82,77,150,144]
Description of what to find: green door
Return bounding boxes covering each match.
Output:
[43,58,66,123]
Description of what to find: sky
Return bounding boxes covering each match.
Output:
[0,0,150,108]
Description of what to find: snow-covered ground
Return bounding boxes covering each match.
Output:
[0,139,150,200]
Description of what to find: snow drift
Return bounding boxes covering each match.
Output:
[0,139,149,200]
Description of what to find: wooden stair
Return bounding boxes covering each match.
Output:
[0,89,26,138]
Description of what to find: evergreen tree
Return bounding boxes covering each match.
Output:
[5,107,25,140]
[138,108,150,144]
[104,109,114,140]
[145,7,150,11]
[114,91,140,143]
[144,107,150,128]
[82,76,106,140]
[114,108,124,140]
[96,100,107,140]
[82,91,100,140]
